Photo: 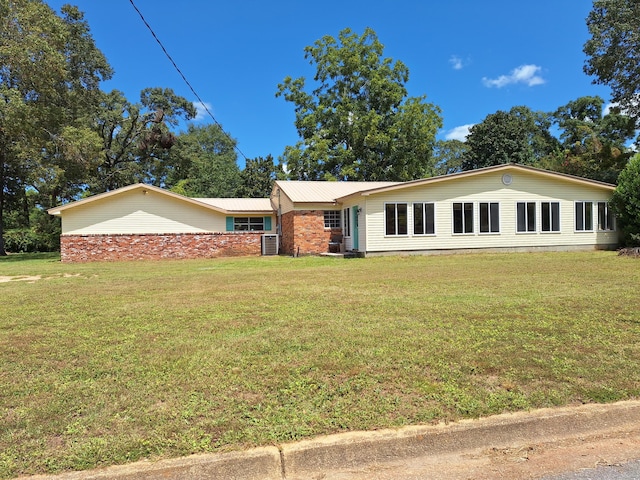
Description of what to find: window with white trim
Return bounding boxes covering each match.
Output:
[453,202,474,234]
[324,210,341,229]
[234,217,265,231]
[343,208,351,237]
[479,202,500,233]
[597,202,615,231]
[541,202,560,232]
[575,201,594,231]
[516,202,536,233]
[385,203,408,235]
[413,202,435,235]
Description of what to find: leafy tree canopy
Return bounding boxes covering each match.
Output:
[462,106,559,171]
[277,27,442,181]
[238,155,285,198]
[584,0,640,123]
[433,139,469,175]
[542,96,636,183]
[91,88,196,192]
[0,0,111,254]
[167,124,241,198]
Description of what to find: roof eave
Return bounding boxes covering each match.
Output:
[224,210,274,215]
[47,183,230,216]
[339,164,616,197]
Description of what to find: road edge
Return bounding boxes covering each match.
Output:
[18,399,640,480]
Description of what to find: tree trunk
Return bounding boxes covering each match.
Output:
[0,161,6,256]
[0,222,5,256]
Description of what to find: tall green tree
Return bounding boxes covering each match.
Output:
[167,124,241,198]
[0,1,111,254]
[35,5,112,203]
[611,154,640,246]
[543,96,635,183]
[92,87,196,192]
[277,27,442,181]
[462,106,559,171]
[238,155,284,198]
[433,139,469,175]
[584,0,640,123]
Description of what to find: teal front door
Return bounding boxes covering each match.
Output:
[352,205,359,250]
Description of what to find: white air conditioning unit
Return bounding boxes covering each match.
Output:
[261,234,279,256]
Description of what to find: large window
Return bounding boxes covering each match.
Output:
[343,208,351,237]
[413,202,435,235]
[597,202,615,231]
[516,202,536,233]
[324,210,341,229]
[234,217,265,231]
[453,202,474,234]
[479,202,500,233]
[385,203,408,236]
[541,202,560,232]
[575,201,593,231]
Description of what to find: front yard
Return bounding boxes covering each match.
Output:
[1,252,639,478]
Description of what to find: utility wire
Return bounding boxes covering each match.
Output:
[127,0,249,162]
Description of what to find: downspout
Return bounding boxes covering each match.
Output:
[276,187,282,250]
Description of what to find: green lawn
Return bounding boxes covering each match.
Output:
[1,251,639,478]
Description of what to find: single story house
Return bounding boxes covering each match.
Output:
[49,164,619,262]
[48,183,276,262]
[271,163,618,256]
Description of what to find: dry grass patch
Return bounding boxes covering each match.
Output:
[1,251,639,478]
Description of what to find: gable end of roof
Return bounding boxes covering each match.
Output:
[338,164,616,199]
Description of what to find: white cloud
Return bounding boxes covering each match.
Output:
[193,101,213,121]
[603,102,615,116]
[603,101,633,116]
[449,55,464,70]
[606,95,640,117]
[444,124,474,141]
[482,64,545,88]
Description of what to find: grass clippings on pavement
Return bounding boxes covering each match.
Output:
[1,251,639,478]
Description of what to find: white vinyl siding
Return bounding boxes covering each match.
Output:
[362,170,617,253]
[274,192,295,214]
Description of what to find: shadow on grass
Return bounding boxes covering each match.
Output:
[0,252,61,263]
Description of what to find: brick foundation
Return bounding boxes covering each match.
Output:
[281,210,341,255]
[60,232,263,262]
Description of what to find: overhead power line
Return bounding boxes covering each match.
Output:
[127,0,249,162]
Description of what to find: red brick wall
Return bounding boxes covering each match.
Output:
[281,210,341,255]
[281,211,295,255]
[60,232,263,262]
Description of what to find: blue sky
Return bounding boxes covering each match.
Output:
[45,0,610,167]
